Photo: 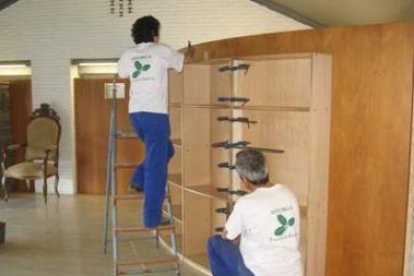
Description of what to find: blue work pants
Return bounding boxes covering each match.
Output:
[129,112,174,228]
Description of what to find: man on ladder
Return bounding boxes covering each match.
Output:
[117,15,185,228]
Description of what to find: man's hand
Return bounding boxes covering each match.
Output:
[185,40,195,63]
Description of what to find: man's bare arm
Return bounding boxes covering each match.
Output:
[184,41,195,63]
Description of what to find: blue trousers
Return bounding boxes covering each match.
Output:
[207,235,255,276]
[129,112,174,228]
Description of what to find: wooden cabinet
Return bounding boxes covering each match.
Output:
[166,53,332,275]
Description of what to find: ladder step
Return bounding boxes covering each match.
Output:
[116,256,178,267]
[115,225,175,234]
[114,194,145,201]
[114,163,140,169]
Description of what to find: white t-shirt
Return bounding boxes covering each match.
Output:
[117,42,184,114]
[225,184,303,276]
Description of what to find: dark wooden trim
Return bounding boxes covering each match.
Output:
[0,0,19,11]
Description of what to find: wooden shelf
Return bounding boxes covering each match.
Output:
[168,174,182,186]
[168,103,182,108]
[183,103,310,112]
[185,185,232,203]
[184,185,307,219]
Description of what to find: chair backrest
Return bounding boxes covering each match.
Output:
[25,104,61,161]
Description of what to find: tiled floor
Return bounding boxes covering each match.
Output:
[0,194,207,276]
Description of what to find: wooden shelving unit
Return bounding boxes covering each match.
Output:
[166,53,331,276]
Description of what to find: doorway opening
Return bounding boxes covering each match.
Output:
[0,61,33,194]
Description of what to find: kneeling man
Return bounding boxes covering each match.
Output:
[207,149,303,276]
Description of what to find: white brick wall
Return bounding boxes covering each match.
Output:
[0,0,310,194]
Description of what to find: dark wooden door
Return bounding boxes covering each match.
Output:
[74,78,144,194]
[8,79,33,192]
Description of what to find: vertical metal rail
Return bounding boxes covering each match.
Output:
[110,79,119,275]
[165,184,181,275]
[103,77,117,254]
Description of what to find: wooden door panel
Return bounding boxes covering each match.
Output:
[74,78,144,194]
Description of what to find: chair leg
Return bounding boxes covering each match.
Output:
[54,173,60,198]
[43,177,47,204]
[1,175,8,202]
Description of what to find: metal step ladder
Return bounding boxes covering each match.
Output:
[103,78,181,276]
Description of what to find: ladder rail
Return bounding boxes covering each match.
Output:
[104,77,118,254]
[111,87,119,271]
[165,185,181,274]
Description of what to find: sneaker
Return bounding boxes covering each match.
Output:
[158,216,172,226]
[129,183,144,193]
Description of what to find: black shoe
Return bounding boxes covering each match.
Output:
[129,184,144,193]
[158,216,172,226]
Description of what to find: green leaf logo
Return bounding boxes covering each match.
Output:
[275,226,287,236]
[132,60,151,78]
[132,71,140,78]
[274,214,295,237]
[278,215,287,226]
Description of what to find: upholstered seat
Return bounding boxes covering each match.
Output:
[4,162,58,180]
[1,103,61,203]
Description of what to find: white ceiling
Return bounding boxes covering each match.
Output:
[252,0,414,26]
[1,0,412,27]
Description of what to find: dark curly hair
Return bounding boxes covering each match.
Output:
[131,15,160,44]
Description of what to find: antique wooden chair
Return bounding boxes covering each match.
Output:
[0,103,61,203]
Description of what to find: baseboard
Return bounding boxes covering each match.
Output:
[34,177,75,195]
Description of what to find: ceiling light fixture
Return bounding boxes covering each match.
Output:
[78,62,117,67]
[0,64,27,69]
[110,0,133,17]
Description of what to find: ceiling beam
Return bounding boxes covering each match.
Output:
[0,0,19,11]
[250,0,324,28]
